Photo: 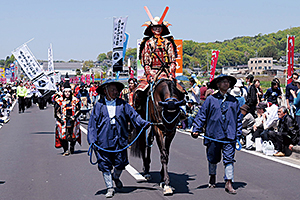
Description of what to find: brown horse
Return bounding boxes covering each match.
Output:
[131,79,185,195]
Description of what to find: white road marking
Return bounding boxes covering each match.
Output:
[80,125,146,182]
[177,129,300,170]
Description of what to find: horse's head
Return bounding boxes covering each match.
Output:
[158,97,185,131]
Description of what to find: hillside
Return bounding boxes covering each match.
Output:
[118,27,300,70]
[183,26,300,69]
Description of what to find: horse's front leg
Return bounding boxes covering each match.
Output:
[157,131,175,195]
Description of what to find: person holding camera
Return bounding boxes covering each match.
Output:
[54,82,81,156]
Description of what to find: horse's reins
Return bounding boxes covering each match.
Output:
[146,81,181,135]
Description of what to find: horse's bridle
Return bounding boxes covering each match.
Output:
[147,80,181,133]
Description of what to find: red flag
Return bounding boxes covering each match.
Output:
[209,50,220,82]
[86,74,90,85]
[81,75,85,83]
[91,74,94,83]
[287,36,295,84]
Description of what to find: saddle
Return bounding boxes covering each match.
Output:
[136,76,187,94]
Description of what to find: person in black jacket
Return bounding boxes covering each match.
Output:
[246,79,260,117]
[268,106,300,157]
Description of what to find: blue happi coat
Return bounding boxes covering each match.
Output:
[88,98,148,149]
[193,92,242,145]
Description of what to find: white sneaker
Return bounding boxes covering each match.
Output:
[105,188,114,198]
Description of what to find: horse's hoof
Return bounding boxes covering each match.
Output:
[160,182,165,188]
[163,185,173,196]
[144,174,151,180]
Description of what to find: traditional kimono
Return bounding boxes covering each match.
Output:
[87,97,149,172]
[54,95,81,148]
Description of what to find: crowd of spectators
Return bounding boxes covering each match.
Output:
[0,82,17,125]
[181,73,300,157]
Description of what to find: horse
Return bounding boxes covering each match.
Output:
[131,78,186,195]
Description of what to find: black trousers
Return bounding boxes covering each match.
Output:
[268,131,292,153]
[18,96,25,112]
[61,127,76,152]
[251,127,264,142]
[25,97,32,108]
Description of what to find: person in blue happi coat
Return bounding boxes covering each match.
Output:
[87,79,150,198]
[191,74,242,195]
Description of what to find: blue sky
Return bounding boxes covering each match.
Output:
[1,0,299,61]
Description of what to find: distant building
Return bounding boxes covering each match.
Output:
[279,53,300,64]
[40,62,83,77]
[248,57,273,75]
[221,65,249,75]
[265,65,285,77]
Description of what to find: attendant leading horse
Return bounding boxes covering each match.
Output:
[131,78,185,195]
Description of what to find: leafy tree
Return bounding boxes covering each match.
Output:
[125,48,137,60]
[4,55,15,68]
[83,60,94,70]
[97,53,107,62]
[107,51,113,60]
[258,45,279,59]
[76,68,81,75]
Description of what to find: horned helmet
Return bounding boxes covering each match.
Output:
[142,6,172,37]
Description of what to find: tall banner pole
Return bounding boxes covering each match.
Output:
[209,50,220,82]
[287,35,295,85]
[112,16,128,72]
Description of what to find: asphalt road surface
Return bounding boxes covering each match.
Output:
[1,103,300,200]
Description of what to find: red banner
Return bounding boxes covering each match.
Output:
[91,74,94,83]
[81,74,85,84]
[86,74,90,85]
[129,67,134,78]
[209,50,220,82]
[174,39,183,76]
[287,36,295,84]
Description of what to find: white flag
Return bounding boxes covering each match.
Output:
[12,44,56,93]
[47,43,55,85]
[112,16,128,72]
[12,44,43,80]
[48,43,54,72]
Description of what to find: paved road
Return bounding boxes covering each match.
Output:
[1,104,300,200]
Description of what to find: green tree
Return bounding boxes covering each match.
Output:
[0,59,5,66]
[258,45,279,59]
[107,51,113,60]
[97,53,107,62]
[76,69,81,75]
[5,55,15,68]
[83,60,94,70]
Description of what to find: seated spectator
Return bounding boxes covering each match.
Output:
[0,101,9,124]
[251,102,268,144]
[268,106,300,157]
[231,86,245,107]
[240,104,255,140]
[260,103,279,141]
[289,144,300,153]
[185,99,200,131]
[262,80,282,106]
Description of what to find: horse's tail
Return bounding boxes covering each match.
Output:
[130,127,145,158]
